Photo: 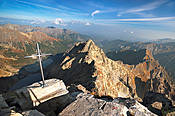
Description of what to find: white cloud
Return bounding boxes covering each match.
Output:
[96,17,175,22]
[16,0,61,11]
[91,10,100,17]
[118,17,175,21]
[54,18,64,25]
[85,22,91,26]
[15,0,88,17]
[118,0,168,16]
[130,31,134,34]
[91,9,118,17]
[134,12,155,18]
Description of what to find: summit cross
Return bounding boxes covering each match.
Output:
[24,43,52,87]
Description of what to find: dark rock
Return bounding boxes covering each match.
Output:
[22,110,45,116]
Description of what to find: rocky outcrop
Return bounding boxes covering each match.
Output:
[2,79,68,111]
[1,78,78,116]
[46,40,174,115]
[35,91,80,116]
[48,40,174,99]
[106,48,173,101]
[49,40,133,98]
[59,93,157,116]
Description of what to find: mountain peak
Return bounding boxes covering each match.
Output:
[70,39,96,52]
[48,39,174,104]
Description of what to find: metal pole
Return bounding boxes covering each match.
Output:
[37,43,45,87]
[39,55,45,86]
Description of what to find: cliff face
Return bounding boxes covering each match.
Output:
[47,40,174,103]
[103,39,175,82]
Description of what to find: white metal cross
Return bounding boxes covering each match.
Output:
[25,43,51,87]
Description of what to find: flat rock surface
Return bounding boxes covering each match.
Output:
[3,79,68,110]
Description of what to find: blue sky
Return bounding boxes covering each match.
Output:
[0,0,175,40]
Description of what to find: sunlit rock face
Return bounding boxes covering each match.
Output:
[48,40,174,104]
[48,40,131,98]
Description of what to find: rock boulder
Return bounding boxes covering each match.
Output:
[2,79,68,110]
[59,93,157,116]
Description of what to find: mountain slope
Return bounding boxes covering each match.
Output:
[0,24,92,77]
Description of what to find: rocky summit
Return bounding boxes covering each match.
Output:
[1,39,175,116]
[48,40,173,97]
[46,39,175,114]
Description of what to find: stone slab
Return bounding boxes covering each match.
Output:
[3,79,68,110]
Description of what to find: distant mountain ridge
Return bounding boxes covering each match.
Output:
[100,39,175,80]
[2,24,90,41]
[0,24,93,77]
[151,38,175,44]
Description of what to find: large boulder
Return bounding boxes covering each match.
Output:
[59,93,157,116]
[35,91,80,116]
[2,79,68,111]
